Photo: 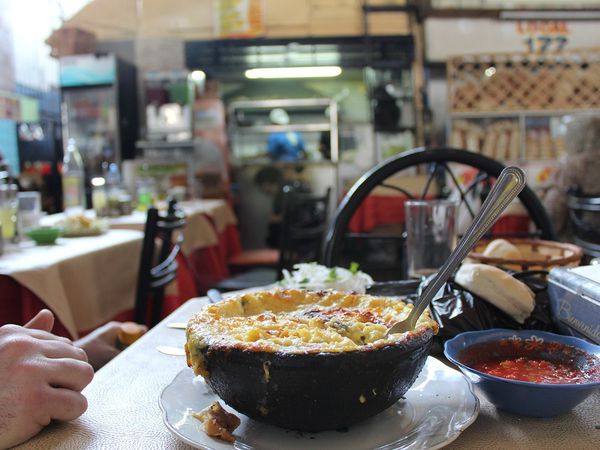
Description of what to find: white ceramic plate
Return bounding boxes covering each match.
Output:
[159,357,479,450]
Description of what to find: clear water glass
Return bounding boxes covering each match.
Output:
[405,199,458,278]
[17,191,42,233]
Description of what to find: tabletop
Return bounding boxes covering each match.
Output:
[41,199,236,254]
[16,295,600,450]
[108,198,241,294]
[108,200,235,253]
[0,229,143,338]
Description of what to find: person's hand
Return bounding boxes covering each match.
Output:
[0,310,93,449]
[75,322,147,371]
[74,321,121,371]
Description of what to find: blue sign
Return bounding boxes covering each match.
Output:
[0,119,19,175]
[60,54,116,87]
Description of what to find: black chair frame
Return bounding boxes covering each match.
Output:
[134,200,186,326]
[278,186,331,273]
[213,187,331,292]
[323,147,556,267]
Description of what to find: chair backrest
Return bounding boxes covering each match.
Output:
[322,147,555,280]
[278,186,331,274]
[134,199,186,326]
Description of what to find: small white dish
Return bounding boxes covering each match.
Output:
[159,356,479,450]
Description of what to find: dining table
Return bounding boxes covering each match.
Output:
[0,229,143,339]
[41,199,242,295]
[14,294,600,450]
[108,199,241,293]
[0,198,241,337]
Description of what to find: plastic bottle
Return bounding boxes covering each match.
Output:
[62,138,86,215]
[136,164,156,212]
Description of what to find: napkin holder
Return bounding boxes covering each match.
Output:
[548,265,600,344]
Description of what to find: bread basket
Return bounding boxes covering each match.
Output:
[468,238,583,271]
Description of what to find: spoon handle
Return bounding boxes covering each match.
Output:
[406,166,526,328]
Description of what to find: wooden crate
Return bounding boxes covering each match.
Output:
[308,0,363,37]
[45,27,97,58]
[368,12,410,35]
[448,49,600,113]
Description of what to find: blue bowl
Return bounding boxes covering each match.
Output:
[444,329,600,417]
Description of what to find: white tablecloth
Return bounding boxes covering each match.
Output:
[0,230,143,338]
[179,199,237,234]
[14,296,600,449]
[108,199,238,254]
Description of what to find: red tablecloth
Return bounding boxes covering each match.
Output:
[189,222,242,293]
[348,194,530,235]
[348,195,409,233]
[109,204,242,297]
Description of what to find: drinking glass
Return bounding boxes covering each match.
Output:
[92,185,108,217]
[0,184,19,241]
[405,199,457,278]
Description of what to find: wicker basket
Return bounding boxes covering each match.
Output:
[468,239,583,272]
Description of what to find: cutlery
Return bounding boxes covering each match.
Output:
[157,345,186,356]
[207,288,222,303]
[386,166,526,335]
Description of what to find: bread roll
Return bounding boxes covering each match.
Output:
[454,263,535,324]
[483,239,522,259]
[508,124,520,161]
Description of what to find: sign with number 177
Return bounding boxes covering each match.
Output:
[516,21,570,53]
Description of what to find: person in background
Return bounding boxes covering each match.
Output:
[0,310,140,448]
[266,108,306,162]
[543,116,600,240]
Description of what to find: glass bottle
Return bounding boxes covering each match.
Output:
[0,183,18,242]
[62,139,86,215]
[136,164,156,212]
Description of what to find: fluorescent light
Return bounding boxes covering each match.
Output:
[91,177,105,187]
[245,66,342,79]
[190,70,206,82]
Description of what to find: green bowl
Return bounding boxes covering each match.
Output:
[25,227,62,245]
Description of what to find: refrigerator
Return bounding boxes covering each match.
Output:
[59,54,138,177]
[16,121,63,213]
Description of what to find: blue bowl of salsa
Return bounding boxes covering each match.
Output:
[444,329,600,417]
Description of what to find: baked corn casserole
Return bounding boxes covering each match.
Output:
[185,289,438,377]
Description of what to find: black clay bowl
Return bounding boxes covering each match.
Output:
[200,328,434,432]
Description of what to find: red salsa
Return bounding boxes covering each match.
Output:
[472,357,588,384]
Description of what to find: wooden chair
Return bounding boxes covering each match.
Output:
[215,187,332,291]
[134,199,187,326]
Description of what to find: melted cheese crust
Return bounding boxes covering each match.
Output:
[186,289,438,373]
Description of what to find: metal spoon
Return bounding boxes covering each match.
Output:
[387,166,526,335]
